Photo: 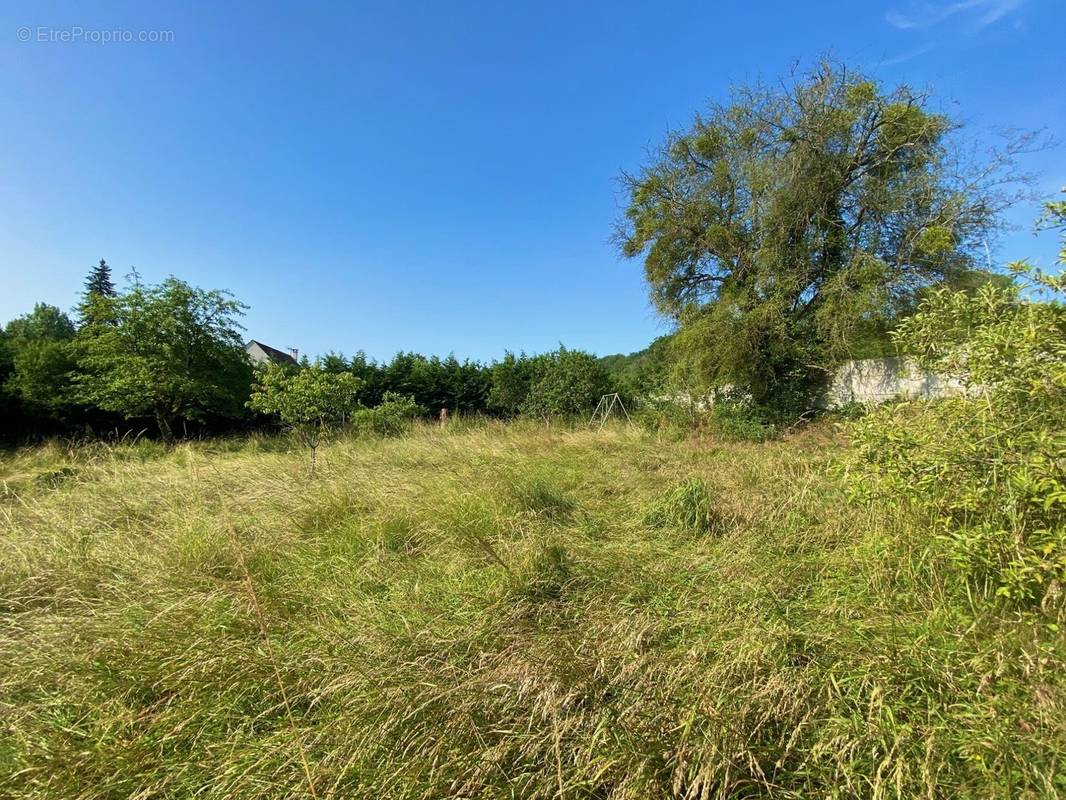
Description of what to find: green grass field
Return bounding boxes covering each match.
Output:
[1,423,1063,798]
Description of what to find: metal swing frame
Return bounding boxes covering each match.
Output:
[587,392,633,431]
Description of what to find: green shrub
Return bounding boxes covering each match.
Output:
[632,395,698,435]
[520,346,611,421]
[351,392,424,437]
[248,361,362,471]
[708,399,773,442]
[644,477,726,535]
[850,267,1066,605]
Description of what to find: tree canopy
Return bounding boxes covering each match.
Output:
[75,277,252,440]
[489,348,612,420]
[0,257,618,441]
[4,304,76,344]
[618,62,1029,415]
[599,334,677,399]
[2,304,77,413]
[248,361,362,471]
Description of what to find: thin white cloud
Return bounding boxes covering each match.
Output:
[977,0,1026,24]
[885,0,1026,30]
[880,42,938,66]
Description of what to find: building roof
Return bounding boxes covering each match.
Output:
[246,339,298,366]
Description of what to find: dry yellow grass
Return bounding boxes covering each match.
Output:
[0,422,1062,798]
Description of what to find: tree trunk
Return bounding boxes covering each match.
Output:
[156,412,175,444]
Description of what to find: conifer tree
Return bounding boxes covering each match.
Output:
[84,259,116,300]
[78,259,118,327]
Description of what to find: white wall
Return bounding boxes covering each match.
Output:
[825,357,963,406]
[650,357,961,410]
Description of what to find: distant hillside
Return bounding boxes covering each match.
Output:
[598,333,675,394]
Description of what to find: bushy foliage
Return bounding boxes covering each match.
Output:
[312,351,492,416]
[707,394,775,442]
[487,347,613,421]
[634,390,774,441]
[851,209,1066,604]
[378,353,490,415]
[632,394,699,436]
[249,361,362,470]
[488,351,535,416]
[249,362,362,431]
[2,304,77,413]
[8,338,77,412]
[351,391,423,437]
[599,333,676,401]
[2,258,650,441]
[0,327,14,424]
[521,347,611,421]
[75,278,253,441]
[619,61,1030,416]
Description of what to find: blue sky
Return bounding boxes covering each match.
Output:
[1,0,1063,362]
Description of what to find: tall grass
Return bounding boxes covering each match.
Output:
[0,423,1062,798]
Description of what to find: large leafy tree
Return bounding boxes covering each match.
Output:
[618,62,1029,415]
[75,277,252,441]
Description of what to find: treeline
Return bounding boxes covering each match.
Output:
[319,346,616,421]
[0,261,621,443]
[7,64,1045,443]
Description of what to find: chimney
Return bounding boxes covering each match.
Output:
[288,347,299,361]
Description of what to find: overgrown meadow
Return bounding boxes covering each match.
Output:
[2,421,1062,798]
[3,80,1064,800]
